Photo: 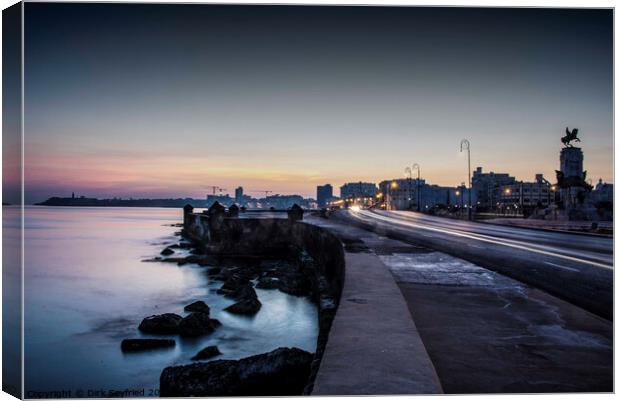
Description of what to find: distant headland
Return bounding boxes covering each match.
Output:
[36,196,209,208]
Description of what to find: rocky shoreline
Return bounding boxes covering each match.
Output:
[123,218,336,396]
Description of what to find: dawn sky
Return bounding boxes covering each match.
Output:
[23,4,613,203]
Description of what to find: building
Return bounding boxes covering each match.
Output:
[340,182,378,200]
[378,178,420,210]
[234,186,244,203]
[206,194,234,207]
[472,167,517,211]
[497,174,552,214]
[590,179,613,205]
[316,184,333,208]
[378,179,475,211]
[262,194,305,209]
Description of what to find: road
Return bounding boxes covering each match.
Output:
[337,209,613,320]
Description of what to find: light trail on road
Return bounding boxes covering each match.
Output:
[349,209,613,270]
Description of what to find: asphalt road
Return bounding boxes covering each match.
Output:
[337,209,613,320]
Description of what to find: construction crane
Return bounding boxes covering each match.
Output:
[205,186,227,195]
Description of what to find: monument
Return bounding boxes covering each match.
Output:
[553,128,593,220]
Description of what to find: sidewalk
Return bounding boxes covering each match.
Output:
[308,220,443,395]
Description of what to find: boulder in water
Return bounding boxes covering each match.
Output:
[160,347,313,396]
[184,301,210,314]
[138,313,182,334]
[224,298,261,315]
[178,312,221,337]
[191,345,222,361]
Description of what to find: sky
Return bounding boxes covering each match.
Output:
[22,4,613,203]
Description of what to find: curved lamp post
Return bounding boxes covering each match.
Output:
[460,139,472,220]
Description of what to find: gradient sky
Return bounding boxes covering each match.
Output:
[23,4,613,203]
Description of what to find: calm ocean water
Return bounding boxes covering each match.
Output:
[19,206,317,396]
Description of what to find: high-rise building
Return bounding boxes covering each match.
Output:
[316,184,333,208]
[234,186,244,203]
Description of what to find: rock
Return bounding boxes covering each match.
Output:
[214,267,234,280]
[256,260,312,296]
[121,339,175,352]
[190,247,206,255]
[184,301,210,314]
[227,265,257,279]
[159,255,217,267]
[278,274,312,297]
[184,255,203,264]
[256,277,280,289]
[234,284,258,301]
[160,347,313,396]
[178,312,221,337]
[216,275,250,296]
[161,247,175,256]
[191,345,222,361]
[224,298,262,315]
[188,254,219,266]
[207,267,222,276]
[138,313,183,334]
[218,280,257,300]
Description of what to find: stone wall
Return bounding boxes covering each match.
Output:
[184,212,344,292]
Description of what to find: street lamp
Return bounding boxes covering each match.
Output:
[388,181,398,211]
[412,163,421,212]
[404,167,412,210]
[460,139,472,220]
[503,188,512,215]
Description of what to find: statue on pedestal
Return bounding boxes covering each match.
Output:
[561,127,581,147]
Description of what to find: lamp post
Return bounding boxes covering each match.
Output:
[504,187,512,216]
[460,139,472,220]
[388,181,398,210]
[404,167,412,210]
[412,163,421,212]
[519,181,524,216]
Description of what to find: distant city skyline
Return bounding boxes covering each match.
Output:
[19,4,612,204]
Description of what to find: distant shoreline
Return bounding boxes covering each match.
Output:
[35,197,209,208]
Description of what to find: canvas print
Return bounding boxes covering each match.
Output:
[2,2,614,398]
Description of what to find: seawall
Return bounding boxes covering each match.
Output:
[183,207,442,395]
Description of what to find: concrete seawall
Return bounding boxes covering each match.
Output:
[183,210,442,395]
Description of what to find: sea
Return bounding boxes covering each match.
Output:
[5,206,318,397]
